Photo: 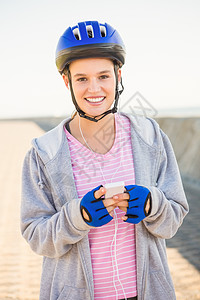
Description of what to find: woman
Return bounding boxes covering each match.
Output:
[21,21,189,300]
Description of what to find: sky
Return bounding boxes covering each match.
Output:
[0,0,200,118]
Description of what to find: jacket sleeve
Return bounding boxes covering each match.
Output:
[20,148,91,258]
[143,130,189,239]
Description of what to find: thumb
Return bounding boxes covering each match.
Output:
[94,186,106,199]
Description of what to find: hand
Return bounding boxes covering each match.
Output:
[113,185,152,224]
[122,185,152,224]
[80,185,114,227]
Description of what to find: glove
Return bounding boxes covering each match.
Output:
[80,185,113,227]
[124,185,152,224]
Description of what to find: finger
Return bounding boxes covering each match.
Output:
[121,216,128,221]
[106,205,115,214]
[103,198,116,208]
[118,206,127,213]
[104,205,115,217]
[94,186,106,199]
[118,200,128,213]
[117,200,128,208]
[113,192,130,201]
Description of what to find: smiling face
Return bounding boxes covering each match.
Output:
[62,58,121,117]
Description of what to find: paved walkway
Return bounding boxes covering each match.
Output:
[0,121,199,300]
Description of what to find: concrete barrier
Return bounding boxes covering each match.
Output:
[156,117,200,187]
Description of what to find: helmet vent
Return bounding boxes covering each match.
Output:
[86,25,94,38]
[73,28,81,40]
[100,25,106,37]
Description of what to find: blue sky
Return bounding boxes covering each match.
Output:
[0,0,200,118]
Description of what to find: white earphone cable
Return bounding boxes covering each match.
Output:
[79,114,127,300]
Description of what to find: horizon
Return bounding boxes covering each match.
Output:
[1,105,200,120]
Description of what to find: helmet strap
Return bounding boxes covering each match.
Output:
[66,64,124,123]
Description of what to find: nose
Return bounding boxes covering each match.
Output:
[87,78,101,93]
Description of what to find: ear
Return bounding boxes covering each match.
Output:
[117,68,122,84]
[62,73,70,89]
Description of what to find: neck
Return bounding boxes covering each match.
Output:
[70,112,116,154]
[74,113,115,136]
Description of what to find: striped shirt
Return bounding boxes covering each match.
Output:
[64,113,137,300]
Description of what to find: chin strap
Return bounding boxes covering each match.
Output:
[66,64,124,122]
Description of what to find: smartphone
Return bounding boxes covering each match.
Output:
[104,181,125,199]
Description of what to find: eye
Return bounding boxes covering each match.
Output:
[77,77,87,82]
[99,75,109,80]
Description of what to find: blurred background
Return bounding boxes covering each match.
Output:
[0,0,199,299]
[1,0,200,118]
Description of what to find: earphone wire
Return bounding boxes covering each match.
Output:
[111,210,127,300]
[78,114,123,184]
[79,113,127,300]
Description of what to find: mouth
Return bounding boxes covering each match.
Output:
[84,97,105,104]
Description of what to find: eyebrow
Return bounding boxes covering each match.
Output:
[73,70,112,77]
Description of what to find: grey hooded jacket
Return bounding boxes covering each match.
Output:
[21,113,189,300]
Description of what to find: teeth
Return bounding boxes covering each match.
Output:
[85,97,105,103]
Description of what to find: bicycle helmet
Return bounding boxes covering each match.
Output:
[55,21,126,122]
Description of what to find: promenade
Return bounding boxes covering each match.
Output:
[0,120,199,300]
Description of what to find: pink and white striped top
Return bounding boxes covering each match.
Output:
[64,114,137,300]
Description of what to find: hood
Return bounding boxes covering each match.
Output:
[31,113,160,165]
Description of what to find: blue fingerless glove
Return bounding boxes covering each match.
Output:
[124,185,152,224]
[80,185,113,227]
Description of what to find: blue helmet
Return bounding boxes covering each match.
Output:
[56,21,126,74]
